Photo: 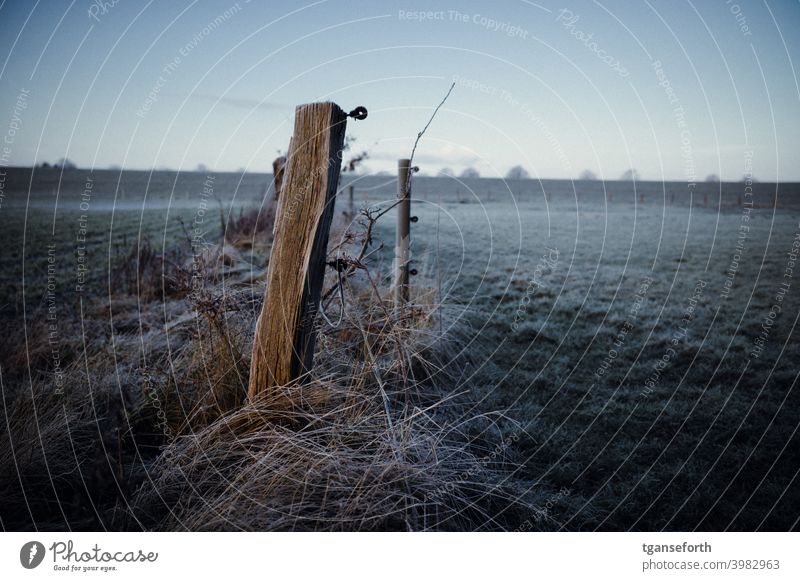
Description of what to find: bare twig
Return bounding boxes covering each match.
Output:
[405,82,456,196]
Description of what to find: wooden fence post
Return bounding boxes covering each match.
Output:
[248,102,348,400]
[394,158,411,307]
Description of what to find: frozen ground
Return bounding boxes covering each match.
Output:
[1,169,798,530]
[365,180,800,531]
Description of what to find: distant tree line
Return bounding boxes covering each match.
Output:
[431,166,756,182]
[39,158,77,169]
[505,165,530,180]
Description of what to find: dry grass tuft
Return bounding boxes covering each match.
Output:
[131,374,535,531]
[223,205,275,248]
[111,237,186,302]
[0,366,140,530]
[165,297,252,435]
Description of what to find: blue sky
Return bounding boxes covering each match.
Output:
[0,0,798,180]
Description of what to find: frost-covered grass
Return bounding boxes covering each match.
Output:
[387,192,800,531]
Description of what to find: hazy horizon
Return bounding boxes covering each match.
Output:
[3,163,797,184]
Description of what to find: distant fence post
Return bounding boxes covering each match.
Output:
[248,102,348,400]
[349,184,354,216]
[272,143,291,236]
[394,158,412,307]
[272,155,287,200]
